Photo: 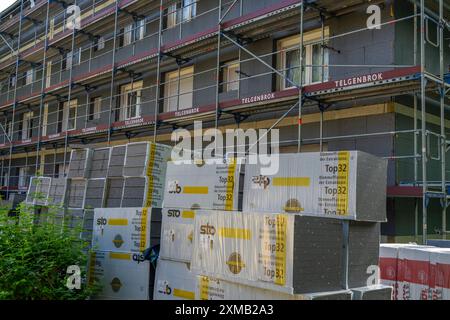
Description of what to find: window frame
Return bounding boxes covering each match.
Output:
[221,60,240,93]
[163,66,194,112]
[21,111,34,140]
[62,99,77,132]
[277,27,330,90]
[120,81,143,121]
[89,97,102,121]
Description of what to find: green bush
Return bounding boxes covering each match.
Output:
[0,200,98,300]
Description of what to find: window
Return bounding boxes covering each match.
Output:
[135,19,145,41]
[166,3,177,29]
[22,111,34,140]
[62,99,77,131]
[42,103,48,136]
[221,60,240,92]
[165,1,197,29]
[95,36,105,51]
[120,24,133,47]
[18,167,28,189]
[49,17,55,40]
[25,68,34,85]
[182,0,197,22]
[64,48,80,70]
[46,61,52,88]
[55,164,68,178]
[89,97,102,121]
[164,66,194,112]
[6,121,12,139]
[120,81,143,120]
[2,171,8,187]
[278,28,329,90]
[9,74,16,87]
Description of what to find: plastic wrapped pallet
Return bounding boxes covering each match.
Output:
[121,176,166,208]
[396,247,440,300]
[92,207,161,253]
[160,207,196,263]
[81,209,94,244]
[164,158,244,211]
[88,147,111,179]
[25,176,51,205]
[47,177,67,206]
[66,179,87,208]
[243,151,387,221]
[123,141,171,177]
[68,149,92,178]
[84,179,106,208]
[430,249,450,300]
[104,178,124,207]
[153,259,197,300]
[351,285,393,300]
[191,211,380,294]
[88,250,151,300]
[107,145,126,178]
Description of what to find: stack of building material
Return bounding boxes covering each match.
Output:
[88,207,162,300]
[154,159,245,300]
[25,176,51,205]
[380,244,450,300]
[154,151,391,300]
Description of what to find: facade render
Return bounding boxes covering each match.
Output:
[0,0,448,242]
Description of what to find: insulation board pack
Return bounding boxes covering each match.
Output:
[107,145,126,178]
[92,207,161,253]
[88,250,151,300]
[88,147,110,179]
[68,149,92,178]
[430,249,450,300]
[243,151,387,221]
[160,207,196,263]
[25,176,51,205]
[351,285,393,300]
[104,178,125,207]
[191,211,380,294]
[66,179,87,208]
[164,159,244,211]
[84,179,106,208]
[153,259,197,300]
[48,177,67,206]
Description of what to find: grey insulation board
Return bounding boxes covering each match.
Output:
[48,178,67,206]
[68,149,92,178]
[291,217,380,294]
[107,145,126,178]
[105,178,124,208]
[121,177,146,208]
[305,290,353,300]
[123,142,149,177]
[67,179,87,208]
[26,177,51,205]
[89,148,111,179]
[81,209,95,244]
[85,179,106,209]
[351,285,393,300]
[66,208,85,229]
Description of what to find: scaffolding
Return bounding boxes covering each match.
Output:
[0,0,448,243]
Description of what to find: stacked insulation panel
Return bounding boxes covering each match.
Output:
[88,207,162,300]
[155,151,391,300]
[380,244,450,300]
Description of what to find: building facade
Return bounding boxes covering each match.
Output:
[0,0,449,242]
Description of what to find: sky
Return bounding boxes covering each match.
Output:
[0,0,17,14]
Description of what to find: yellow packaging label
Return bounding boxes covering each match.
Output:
[109,252,132,260]
[272,177,310,187]
[108,218,128,226]
[88,252,97,286]
[219,227,251,240]
[183,186,209,194]
[274,214,287,286]
[199,276,210,300]
[225,158,236,210]
[140,208,148,252]
[336,151,350,215]
[145,143,157,206]
[182,210,195,219]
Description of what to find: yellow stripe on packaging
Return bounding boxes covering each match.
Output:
[140,208,148,252]
[336,151,350,216]
[88,252,97,286]
[199,276,210,300]
[274,214,287,286]
[145,143,157,207]
[173,288,195,300]
[109,252,132,260]
[108,218,128,226]
[218,227,251,240]
[183,186,209,194]
[224,158,236,211]
[272,177,310,187]
[182,210,195,219]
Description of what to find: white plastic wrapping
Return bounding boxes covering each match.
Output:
[243,151,387,221]
[160,208,196,262]
[163,158,244,211]
[191,211,295,294]
[430,249,450,300]
[153,259,197,300]
[92,208,154,253]
[88,250,150,300]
